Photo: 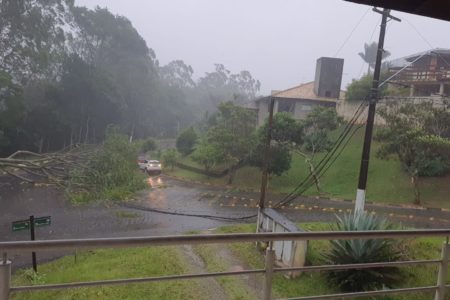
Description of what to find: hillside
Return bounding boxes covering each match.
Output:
[170,128,450,208]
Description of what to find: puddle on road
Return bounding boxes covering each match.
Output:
[146,176,168,209]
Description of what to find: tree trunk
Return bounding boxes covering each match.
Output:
[129,124,135,143]
[84,116,90,144]
[307,159,322,194]
[70,127,74,148]
[78,125,83,144]
[38,137,44,154]
[227,166,236,185]
[411,173,421,205]
[297,150,322,194]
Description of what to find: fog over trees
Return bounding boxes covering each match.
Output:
[0,0,260,156]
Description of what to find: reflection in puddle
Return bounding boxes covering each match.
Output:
[146,177,167,209]
[147,176,163,187]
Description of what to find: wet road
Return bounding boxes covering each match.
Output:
[0,176,243,269]
[1,174,449,270]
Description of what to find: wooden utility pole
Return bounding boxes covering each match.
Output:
[355,8,400,214]
[258,97,275,210]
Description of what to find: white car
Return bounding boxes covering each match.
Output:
[137,158,149,171]
[145,160,162,174]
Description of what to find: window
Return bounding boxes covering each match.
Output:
[302,104,312,111]
[325,91,331,97]
[277,100,295,113]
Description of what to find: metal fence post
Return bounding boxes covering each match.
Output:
[264,246,275,300]
[435,242,450,300]
[0,256,11,300]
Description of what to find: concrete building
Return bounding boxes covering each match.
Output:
[251,57,345,126]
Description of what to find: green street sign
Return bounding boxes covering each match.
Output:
[35,216,51,227]
[12,220,29,231]
[12,216,51,232]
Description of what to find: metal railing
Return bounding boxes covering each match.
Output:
[389,67,450,82]
[1,229,450,300]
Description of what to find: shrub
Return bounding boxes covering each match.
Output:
[161,149,179,171]
[176,127,198,156]
[324,213,402,292]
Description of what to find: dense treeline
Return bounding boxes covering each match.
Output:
[0,0,260,156]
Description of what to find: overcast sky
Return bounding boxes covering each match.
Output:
[75,0,450,94]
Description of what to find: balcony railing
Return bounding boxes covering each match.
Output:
[1,229,450,300]
[389,67,450,82]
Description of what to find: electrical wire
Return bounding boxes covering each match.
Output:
[273,100,368,208]
[404,18,450,68]
[379,50,430,88]
[275,106,367,208]
[278,124,364,208]
[333,7,371,57]
[120,203,257,222]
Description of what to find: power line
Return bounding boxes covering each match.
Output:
[121,203,257,222]
[404,18,450,68]
[277,107,367,208]
[274,100,368,208]
[334,7,371,57]
[379,50,430,88]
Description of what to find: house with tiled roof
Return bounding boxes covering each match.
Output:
[250,57,345,126]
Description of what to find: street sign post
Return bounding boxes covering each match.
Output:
[12,216,51,232]
[11,215,51,272]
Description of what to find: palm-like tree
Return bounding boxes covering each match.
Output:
[358,42,391,75]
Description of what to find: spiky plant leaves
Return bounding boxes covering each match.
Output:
[324,213,402,292]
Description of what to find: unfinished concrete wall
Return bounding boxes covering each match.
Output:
[336,96,448,126]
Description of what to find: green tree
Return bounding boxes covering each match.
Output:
[0,72,24,155]
[176,127,198,156]
[249,143,292,177]
[69,126,146,202]
[191,140,224,173]
[159,60,196,89]
[345,73,390,101]
[249,113,303,177]
[161,149,179,171]
[358,42,390,75]
[141,138,157,153]
[205,102,256,184]
[376,102,450,204]
[303,107,342,153]
[197,64,261,111]
[299,107,342,194]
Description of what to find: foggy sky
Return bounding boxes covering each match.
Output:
[75,0,450,95]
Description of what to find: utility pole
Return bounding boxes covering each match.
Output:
[258,97,275,211]
[355,8,400,214]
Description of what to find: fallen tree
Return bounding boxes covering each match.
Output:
[0,145,98,188]
[2,131,147,203]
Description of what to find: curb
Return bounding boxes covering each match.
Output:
[162,174,448,213]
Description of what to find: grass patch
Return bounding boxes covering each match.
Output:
[12,247,203,300]
[215,223,337,298]
[171,129,450,208]
[193,242,258,299]
[212,223,450,300]
[10,223,450,300]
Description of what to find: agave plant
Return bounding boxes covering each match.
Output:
[324,213,402,292]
